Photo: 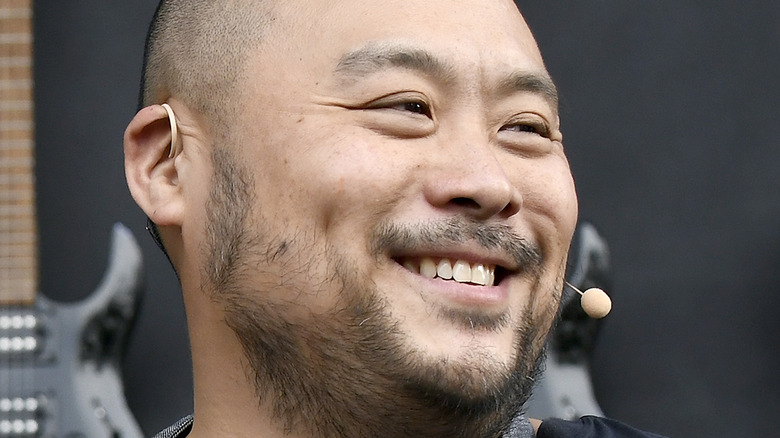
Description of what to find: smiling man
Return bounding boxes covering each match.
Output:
[124,1,664,437]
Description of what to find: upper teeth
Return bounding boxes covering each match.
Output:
[401,257,496,286]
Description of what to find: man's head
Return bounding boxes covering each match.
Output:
[125,0,578,436]
[140,0,272,131]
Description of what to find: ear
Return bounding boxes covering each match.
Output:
[551,115,563,142]
[124,104,184,227]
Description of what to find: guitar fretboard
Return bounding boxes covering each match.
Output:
[0,0,37,305]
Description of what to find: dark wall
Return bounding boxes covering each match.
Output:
[32,2,779,437]
[519,4,780,436]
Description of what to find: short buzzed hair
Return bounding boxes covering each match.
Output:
[140,0,273,130]
[139,0,273,259]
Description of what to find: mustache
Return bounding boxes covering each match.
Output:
[370,217,543,275]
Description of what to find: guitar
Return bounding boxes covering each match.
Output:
[1,1,143,436]
[526,221,612,420]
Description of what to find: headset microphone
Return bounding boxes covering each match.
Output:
[161,103,181,158]
[565,281,612,319]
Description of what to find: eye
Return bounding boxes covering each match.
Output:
[497,113,556,155]
[357,93,436,138]
[396,101,431,117]
[501,119,550,138]
[378,99,432,119]
[363,92,433,119]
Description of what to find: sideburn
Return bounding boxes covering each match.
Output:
[202,146,257,295]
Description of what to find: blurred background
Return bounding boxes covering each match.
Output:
[31,1,779,437]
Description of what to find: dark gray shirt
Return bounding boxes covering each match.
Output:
[151,414,666,437]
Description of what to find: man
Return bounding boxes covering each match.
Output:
[124,0,665,436]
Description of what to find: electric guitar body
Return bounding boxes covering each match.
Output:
[0,226,144,438]
[1,1,144,436]
[526,221,612,420]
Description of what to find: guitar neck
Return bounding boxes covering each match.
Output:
[0,0,38,305]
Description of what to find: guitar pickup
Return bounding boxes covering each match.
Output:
[0,336,38,355]
[0,395,45,437]
[0,312,42,358]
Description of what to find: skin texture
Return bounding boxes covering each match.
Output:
[124,0,578,436]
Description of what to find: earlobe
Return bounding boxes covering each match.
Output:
[124,104,185,227]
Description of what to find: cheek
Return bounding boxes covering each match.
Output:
[513,155,578,254]
[246,122,413,239]
[314,125,410,197]
[538,157,576,216]
[551,170,579,240]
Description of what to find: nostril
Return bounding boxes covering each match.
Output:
[451,197,480,209]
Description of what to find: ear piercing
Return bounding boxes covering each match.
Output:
[161,103,180,158]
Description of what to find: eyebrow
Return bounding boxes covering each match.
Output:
[334,43,559,112]
[500,71,559,113]
[335,43,457,83]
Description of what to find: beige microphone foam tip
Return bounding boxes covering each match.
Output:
[580,288,612,319]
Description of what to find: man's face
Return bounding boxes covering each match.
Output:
[193,0,577,435]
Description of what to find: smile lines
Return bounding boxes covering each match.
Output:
[400,257,497,286]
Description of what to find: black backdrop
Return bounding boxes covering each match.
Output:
[31,2,779,437]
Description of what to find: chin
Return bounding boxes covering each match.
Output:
[395,301,543,393]
[397,324,547,422]
[406,315,517,364]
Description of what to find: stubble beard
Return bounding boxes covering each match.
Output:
[202,147,555,438]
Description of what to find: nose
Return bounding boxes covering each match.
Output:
[423,141,522,220]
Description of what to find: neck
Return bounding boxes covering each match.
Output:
[182,277,291,438]
[0,0,38,305]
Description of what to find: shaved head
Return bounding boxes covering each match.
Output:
[140,0,274,130]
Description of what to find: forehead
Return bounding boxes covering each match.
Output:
[261,0,547,80]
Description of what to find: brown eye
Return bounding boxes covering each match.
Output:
[515,124,538,133]
[397,101,431,118]
[503,121,549,138]
[358,93,436,138]
[497,115,556,156]
[363,92,433,119]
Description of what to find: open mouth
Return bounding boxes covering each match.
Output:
[396,257,508,287]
